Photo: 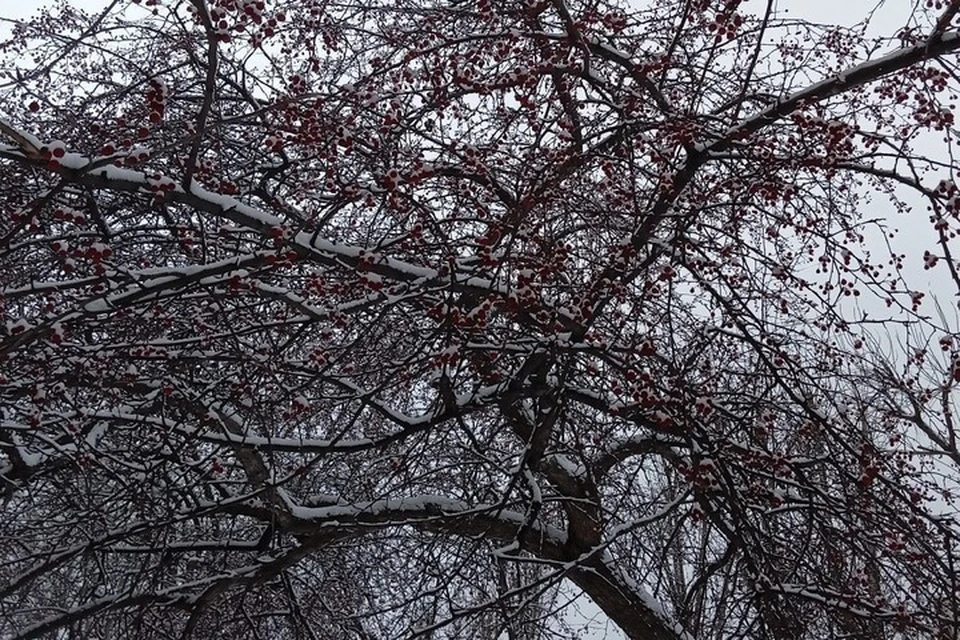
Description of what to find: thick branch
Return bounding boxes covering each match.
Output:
[228,494,685,640]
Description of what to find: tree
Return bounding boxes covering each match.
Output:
[3,0,960,637]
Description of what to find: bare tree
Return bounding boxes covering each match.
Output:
[3,0,960,638]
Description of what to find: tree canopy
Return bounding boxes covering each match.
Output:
[3,0,960,638]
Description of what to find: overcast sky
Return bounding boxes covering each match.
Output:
[0,0,919,36]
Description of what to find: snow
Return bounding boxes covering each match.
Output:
[6,133,445,286]
[80,256,262,314]
[290,495,569,546]
[551,454,587,480]
[695,30,960,153]
[81,408,378,453]
[0,138,595,342]
[598,550,694,640]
